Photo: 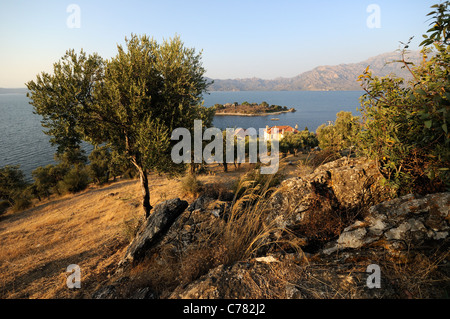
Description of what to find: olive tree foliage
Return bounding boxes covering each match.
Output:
[316,111,361,151]
[357,2,450,194]
[26,49,104,153]
[26,34,213,218]
[280,130,319,156]
[0,165,28,205]
[88,146,112,184]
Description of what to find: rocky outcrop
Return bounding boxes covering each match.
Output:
[168,254,397,299]
[268,157,385,230]
[120,198,188,265]
[322,192,450,255]
[263,157,388,250]
[95,157,449,299]
[169,192,449,299]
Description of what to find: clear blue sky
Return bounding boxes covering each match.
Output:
[0,0,438,87]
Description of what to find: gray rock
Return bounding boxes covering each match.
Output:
[322,192,450,255]
[336,227,368,249]
[267,157,384,229]
[130,287,156,299]
[120,198,188,265]
[187,194,214,213]
[92,285,118,299]
[169,257,398,299]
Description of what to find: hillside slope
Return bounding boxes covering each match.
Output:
[0,164,249,298]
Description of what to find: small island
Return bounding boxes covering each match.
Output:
[213,101,296,116]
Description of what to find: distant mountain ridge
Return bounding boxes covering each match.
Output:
[208,50,422,91]
[0,88,28,94]
[1,51,422,93]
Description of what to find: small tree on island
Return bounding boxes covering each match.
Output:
[26,34,214,218]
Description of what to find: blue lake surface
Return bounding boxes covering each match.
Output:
[203,91,363,131]
[0,90,363,180]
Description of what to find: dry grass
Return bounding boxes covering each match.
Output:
[220,170,303,263]
[300,148,342,169]
[381,243,450,298]
[4,153,444,299]
[116,160,307,298]
[0,162,249,299]
[0,179,140,298]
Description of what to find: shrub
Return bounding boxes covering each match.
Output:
[280,130,319,156]
[0,165,30,211]
[11,190,32,212]
[181,173,203,196]
[357,2,450,194]
[0,200,10,215]
[32,164,68,198]
[88,146,112,184]
[316,111,361,152]
[58,165,91,193]
[0,165,28,204]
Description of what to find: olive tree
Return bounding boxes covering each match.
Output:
[27,34,213,218]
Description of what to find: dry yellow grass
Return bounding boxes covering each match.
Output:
[1,178,141,298]
[0,155,303,299]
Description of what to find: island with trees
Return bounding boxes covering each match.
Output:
[213,101,296,116]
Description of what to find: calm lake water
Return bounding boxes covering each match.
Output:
[204,91,363,131]
[0,90,363,180]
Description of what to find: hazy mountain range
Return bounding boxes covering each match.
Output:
[0,88,29,94]
[207,50,422,91]
[1,51,422,93]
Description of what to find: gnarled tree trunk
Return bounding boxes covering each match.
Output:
[139,169,152,219]
[131,154,153,219]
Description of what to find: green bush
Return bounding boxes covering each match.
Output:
[88,146,112,184]
[0,165,29,212]
[0,200,10,215]
[280,130,319,156]
[316,111,361,152]
[11,190,32,212]
[357,2,450,194]
[32,164,68,198]
[181,173,203,196]
[58,165,91,193]
[0,165,28,203]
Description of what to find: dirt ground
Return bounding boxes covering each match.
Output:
[0,155,305,299]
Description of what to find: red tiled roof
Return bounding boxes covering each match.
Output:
[266,125,299,134]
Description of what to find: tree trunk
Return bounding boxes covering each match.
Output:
[139,169,152,219]
[130,149,153,218]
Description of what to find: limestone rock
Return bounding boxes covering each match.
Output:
[91,285,118,299]
[187,194,214,213]
[268,157,384,230]
[130,287,156,299]
[169,256,398,299]
[322,192,450,255]
[120,198,188,265]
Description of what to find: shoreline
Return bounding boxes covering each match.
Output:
[214,110,295,117]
